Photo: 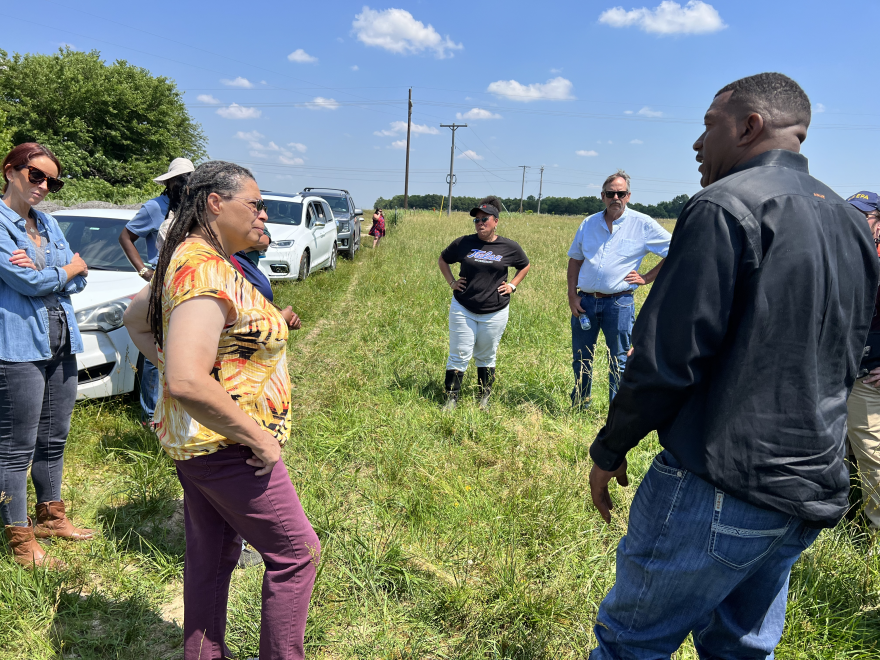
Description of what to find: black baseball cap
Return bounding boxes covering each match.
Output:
[469,202,500,217]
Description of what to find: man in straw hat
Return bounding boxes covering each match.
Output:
[118,157,195,426]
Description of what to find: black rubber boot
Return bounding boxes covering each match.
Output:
[442,370,464,411]
[477,366,495,410]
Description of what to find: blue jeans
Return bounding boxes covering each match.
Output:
[571,291,634,405]
[591,450,821,660]
[139,358,159,421]
[0,310,77,526]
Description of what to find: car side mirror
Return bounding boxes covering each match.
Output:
[354,208,363,216]
[315,220,326,227]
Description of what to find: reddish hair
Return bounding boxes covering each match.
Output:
[2,143,62,194]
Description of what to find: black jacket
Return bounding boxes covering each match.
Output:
[590,150,879,527]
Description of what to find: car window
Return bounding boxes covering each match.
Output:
[313,202,325,224]
[321,202,333,219]
[57,216,147,272]
[319,195,350,215]
[264,200,303,226]
[306,204,315,229]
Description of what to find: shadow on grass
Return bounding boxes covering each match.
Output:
[52,588,182,659]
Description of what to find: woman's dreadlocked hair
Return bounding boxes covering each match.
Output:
[147,160,256,348]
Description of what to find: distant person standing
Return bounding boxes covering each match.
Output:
[369,208,385,248]
[566,170,671,409]
[845,190,880,535]
[119,158,194,426]
[437,196,530,410]
[587,73,878,659]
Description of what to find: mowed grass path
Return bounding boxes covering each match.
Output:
[2,210,880,658]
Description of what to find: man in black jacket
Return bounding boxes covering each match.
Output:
[588,73,879,659]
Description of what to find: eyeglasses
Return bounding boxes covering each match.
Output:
[230,197,267,215]
[603,190,629,199]
[20,165,64,193]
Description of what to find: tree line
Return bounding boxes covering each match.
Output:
[0,47,206,204]
[374,193,690,220]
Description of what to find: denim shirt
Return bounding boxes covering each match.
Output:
[0,200,87,361]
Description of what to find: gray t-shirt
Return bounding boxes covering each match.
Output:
[32,232,61,310]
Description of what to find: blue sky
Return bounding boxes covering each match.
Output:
[4,0,878,207]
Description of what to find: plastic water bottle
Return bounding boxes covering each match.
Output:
[579,314,591,331]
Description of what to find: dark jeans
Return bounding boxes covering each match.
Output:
[0,310,77,527]
[175,444,320,660]
[571,291,635,405]
[590,450,820,659]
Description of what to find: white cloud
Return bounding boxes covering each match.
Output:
[351,65,359,71]
[288,49,318,63]
[197,94,222,105]
[576,150,599,157]
[373,120,438,136]
[305,96,339,110]
[456,108,502,120]
[235,130,264,141]
[487,77,574,102]
[457,150,483,161]
[389,140,408,149]
[637,106,663,117]
[279,156,305,165]
[814,103,826,113]
[217,104,262,119]
[250,150,267,158]
[630,139,644,144]
[599,1,726,35]
[550,67,562,74]
[220,77,254,88]
[288,142,308,153]
[353,7,463,58]
[624,110,634,115]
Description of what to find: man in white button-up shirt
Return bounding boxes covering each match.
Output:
[567,170,671,408]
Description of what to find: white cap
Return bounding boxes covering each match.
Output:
[153,157,195,183]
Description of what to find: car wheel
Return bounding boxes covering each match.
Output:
[347,231,357,258]
[298,251,310,281]
[329,243,338,271]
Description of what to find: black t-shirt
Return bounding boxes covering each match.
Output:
[441,234,529,314]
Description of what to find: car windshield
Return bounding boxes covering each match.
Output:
[265,200,303,226]
[316,195,349,214]
[56,216,147,272]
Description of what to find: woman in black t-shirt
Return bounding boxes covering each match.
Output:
[437,196,530,410]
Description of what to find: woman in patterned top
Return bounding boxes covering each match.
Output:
[124,161,318,660]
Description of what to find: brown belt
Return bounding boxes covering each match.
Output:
[578,290,629,299]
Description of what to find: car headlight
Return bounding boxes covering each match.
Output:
[338,220,351,233]
[75,296,133,332]
[270,240,295,248]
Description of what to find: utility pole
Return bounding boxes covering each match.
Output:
[518,165,530,212]
[440,123,466,216]
[404,88,412,210]
[537,166,544,214]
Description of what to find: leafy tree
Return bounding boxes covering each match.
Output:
[0,47,206,201]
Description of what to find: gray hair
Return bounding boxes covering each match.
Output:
[602,170,631,193]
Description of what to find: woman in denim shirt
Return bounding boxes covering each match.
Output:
[0,143,93,568]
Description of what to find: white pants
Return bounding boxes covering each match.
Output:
[446,297,510,372]
[847,378,880,529]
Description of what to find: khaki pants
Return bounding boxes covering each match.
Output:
[846,379,880,529]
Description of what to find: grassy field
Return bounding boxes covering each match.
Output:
[2,209,880,658]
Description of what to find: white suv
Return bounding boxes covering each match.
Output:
[258,192,339,281]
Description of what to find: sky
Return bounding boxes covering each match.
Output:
[3,0,878,207]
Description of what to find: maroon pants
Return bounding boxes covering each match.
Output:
[175,444,319,660]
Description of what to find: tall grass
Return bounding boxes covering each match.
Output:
[1,210,879,658]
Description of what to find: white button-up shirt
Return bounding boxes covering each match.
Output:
[567,207,672,294]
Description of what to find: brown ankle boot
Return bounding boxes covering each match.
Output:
[5,518,64,569]
[34,500,95,541]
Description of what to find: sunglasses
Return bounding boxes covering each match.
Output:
[230,197,268,214]
[603,190,629,199]
[473,216,495,224]
[21,165,64,193]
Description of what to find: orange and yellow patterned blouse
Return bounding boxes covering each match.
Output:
[154,241,290,461]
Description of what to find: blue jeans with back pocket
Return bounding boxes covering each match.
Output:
[590,450,821,660]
